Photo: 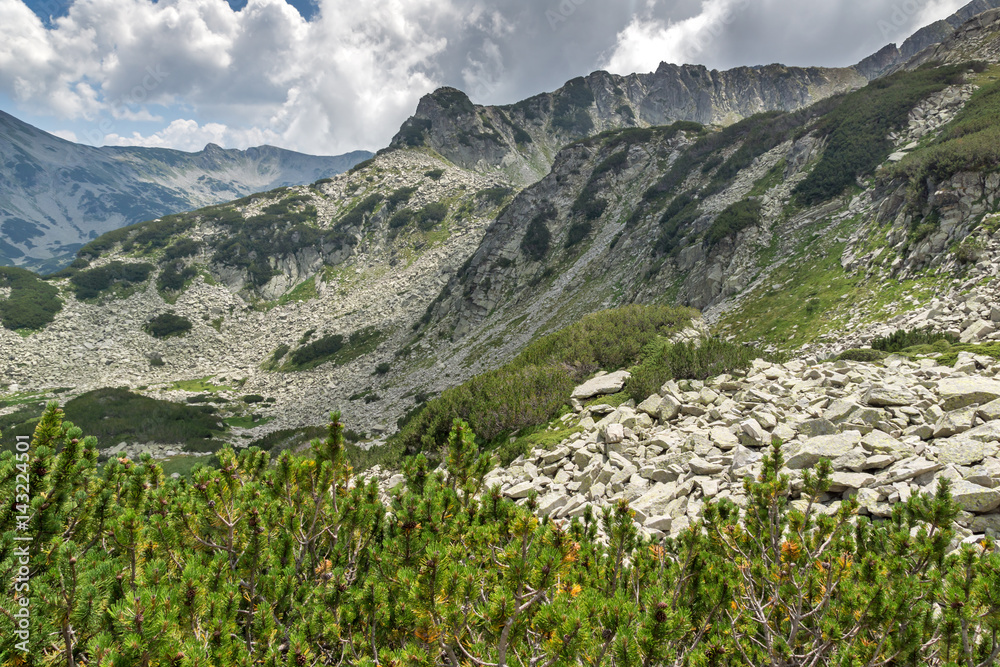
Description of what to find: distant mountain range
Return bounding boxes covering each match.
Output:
[0,110,371,272]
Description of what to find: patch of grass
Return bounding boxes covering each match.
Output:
[277,276,319,305]
[899,341,1000,366]
[224,415,273,429]
[170,376,231,393]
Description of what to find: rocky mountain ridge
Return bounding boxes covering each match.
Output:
[0,109,372,272]
[389,65,866,186]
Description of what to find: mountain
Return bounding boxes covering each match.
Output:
[2,5,1000,458]
[388,64,866,185]
[854,0,1000,79]
[0,109,372,272]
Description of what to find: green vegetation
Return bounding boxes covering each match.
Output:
[144,312,193,339]
[397,305,694,456]
[476,186,514,206]
[5,388,225,452]
[336,193,383,228]
[282,325,386,371]
[520,202,555,261]
[69,261,155,300]
[625,338,776,402]
[565,220,592,248]
[551,76,595,135]
[170,376,231,393]
[795,63,971,205]
[3,406,994,665]
[156,261,197,293]
[890,67,1000,205]
[424,168,445,180]
[837,348,890,363]
[397,117,432,146]
[705,199,763,247]
[872,327,959,353]
[0,266,61,331]
[206,203,349,289]
[654,192,700,255]
[386,185,419,209]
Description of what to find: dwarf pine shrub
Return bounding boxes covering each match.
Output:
[2,408,996,666]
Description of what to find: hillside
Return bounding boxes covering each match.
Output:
[0,110,372,272]
[2,7,1000,473]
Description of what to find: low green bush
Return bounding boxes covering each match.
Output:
[625,338,773,402]
[704,199,762,247]
[61,387,225,451]
[70,261,154,300]
[396,304,695,456]
[565,221,592,248]
[871,327,959,353]
[795,64,969,205]
[837,348,889,363]
[144,312,193,338]
[0,267,62,331]
[520,203,555,261]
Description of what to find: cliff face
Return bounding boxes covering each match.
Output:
[388,65,866,185]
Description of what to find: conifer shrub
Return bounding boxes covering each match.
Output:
[476,186,514,206]
[837,348,889,363]
[69,261,155,300]
[2,407,992,665]
[551,76,595,134]
[161,237,200,261]
[0,267,62,331]
[156,262,197,293]
[704,199,762,247]
[59,388,224,450]
[415,202,449,230]
[144,312,193,338]
[565,221,592,248]
[871,327,959,353]
[386,185,419,209]
[794,63,969,205]
[625,338,774,402]
[520,203,555,261]
[424,168,445,180]
[398,305,694,455]
[336,193,384,229]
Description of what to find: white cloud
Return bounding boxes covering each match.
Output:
[0,0,457,154]
[602,0,751,74]
[103,118,282,151]
[2,0,993,155]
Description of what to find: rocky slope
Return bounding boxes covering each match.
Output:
[397,346,1000,548]
[854,0,1000,79]
[0,148,514,439]
[0,109,371,272]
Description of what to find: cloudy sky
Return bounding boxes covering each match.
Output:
[0,0,971,156]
